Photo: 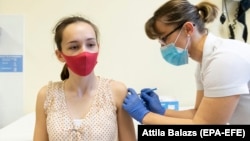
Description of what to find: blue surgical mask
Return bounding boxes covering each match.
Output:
[160,28,190,66]
[160,44,188,66]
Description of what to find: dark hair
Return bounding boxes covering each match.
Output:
[145,0,218,39]
[53,15,99,80]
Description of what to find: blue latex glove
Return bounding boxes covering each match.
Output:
[140,88,165,115]
[123,88,150,123]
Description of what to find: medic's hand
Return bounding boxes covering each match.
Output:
[140,88,165,115]
[122,88,150,123]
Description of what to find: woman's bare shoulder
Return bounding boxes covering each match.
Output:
[36,81,60,100]
[110,80,127,96]
[109,79,128,106]
[36,85,48,102]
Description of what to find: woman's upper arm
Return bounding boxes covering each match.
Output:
[33,86,49,141]
[111,80,136,141]
[193,94,240,124]
[194,90,203,110]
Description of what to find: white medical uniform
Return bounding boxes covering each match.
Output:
[195,33,250,124]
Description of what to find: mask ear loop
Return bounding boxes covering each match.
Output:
[173,27,183,44]
[184,35,190,50]
[184,35,191,57]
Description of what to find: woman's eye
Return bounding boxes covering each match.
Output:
[87,43,96,48]
[69,45,79,50]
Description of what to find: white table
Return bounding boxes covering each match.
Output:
[0,112,35,141]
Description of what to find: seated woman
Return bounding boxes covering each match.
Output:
[33,15,136,141]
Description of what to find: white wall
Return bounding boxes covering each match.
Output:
[0,0,249,126]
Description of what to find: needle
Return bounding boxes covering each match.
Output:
[138,88,157,95]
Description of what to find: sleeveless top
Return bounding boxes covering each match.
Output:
[44,77,118,141]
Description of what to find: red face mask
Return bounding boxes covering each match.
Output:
[62,52,98,76]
